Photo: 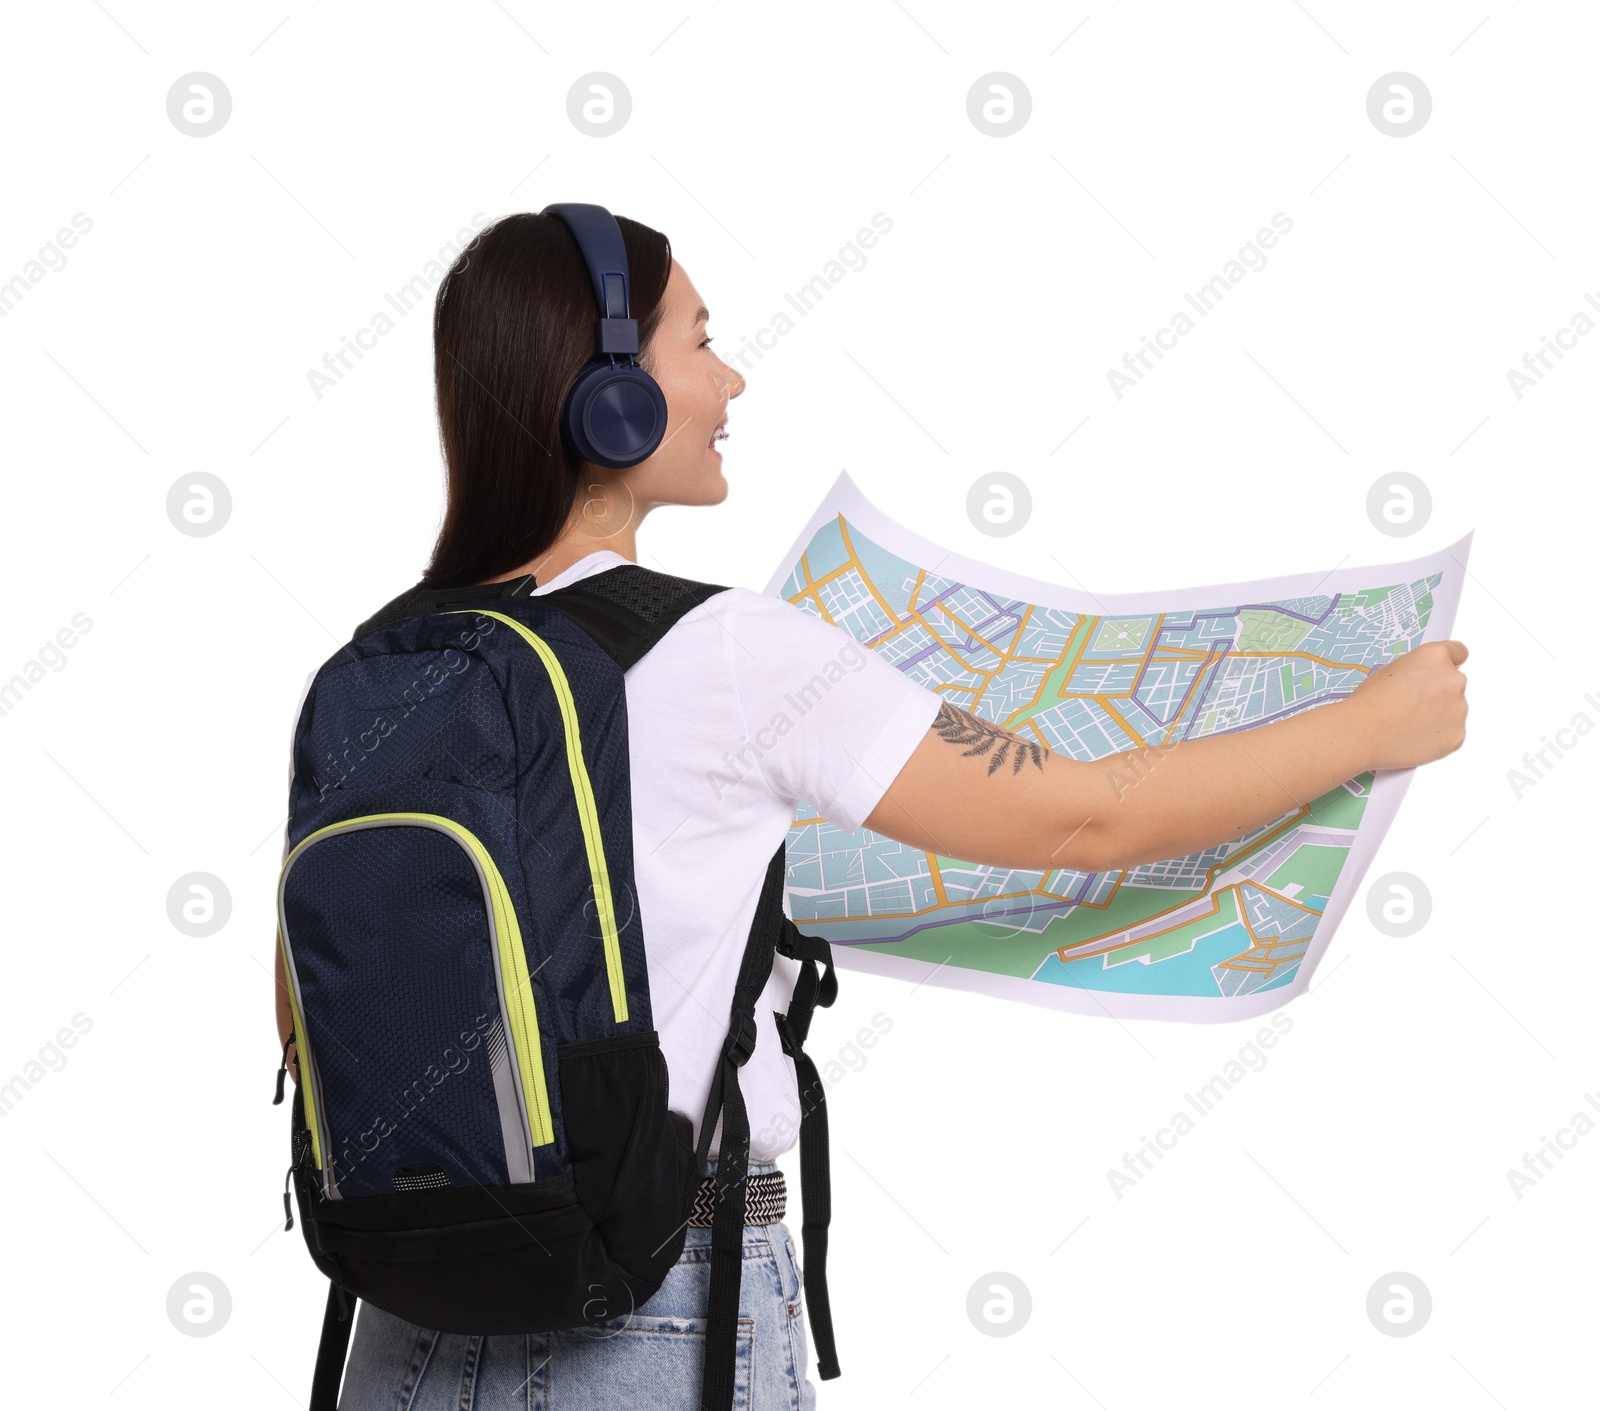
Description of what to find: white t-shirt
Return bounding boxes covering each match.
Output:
[286,550,940,1161]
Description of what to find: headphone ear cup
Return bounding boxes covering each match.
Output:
[562,361,668,470]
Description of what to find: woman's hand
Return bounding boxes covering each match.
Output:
[1341,639,1469,771]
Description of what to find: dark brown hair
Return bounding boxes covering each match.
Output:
[422,210,673,586]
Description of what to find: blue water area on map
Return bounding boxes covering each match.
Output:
[1306,895,1329,911]
[802,517,852,581]
[1255,965,1300,992]
[1034,920,1299,998]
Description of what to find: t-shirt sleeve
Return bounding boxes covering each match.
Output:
[724,589,941,832]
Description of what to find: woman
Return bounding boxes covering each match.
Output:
[276,209,1468,1410]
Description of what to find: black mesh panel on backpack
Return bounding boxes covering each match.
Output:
[567,565,713,620]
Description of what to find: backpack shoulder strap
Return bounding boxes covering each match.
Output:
[696,842,784,1411]
[549,566,840,1403]
[537,563,729,671]
[351,564,728,672]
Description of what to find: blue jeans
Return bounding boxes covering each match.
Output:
[337,1161,817,1410]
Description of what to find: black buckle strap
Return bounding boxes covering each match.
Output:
[725,1012,758,1068]
[773,923,842,1382]
[776,919,837,1045]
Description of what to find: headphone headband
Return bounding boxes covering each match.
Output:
[541,202,639,357]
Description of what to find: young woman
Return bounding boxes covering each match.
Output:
[276,210,1468,1410]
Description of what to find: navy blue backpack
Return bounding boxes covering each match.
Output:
[274,564,841,1410]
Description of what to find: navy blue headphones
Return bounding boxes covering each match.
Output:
[540,202,668,470]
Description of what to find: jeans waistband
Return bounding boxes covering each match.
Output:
[699,1158,777,1181]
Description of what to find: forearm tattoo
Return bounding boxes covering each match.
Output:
[933,701,1046,776]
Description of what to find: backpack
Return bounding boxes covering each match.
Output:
[273,563,842,1411]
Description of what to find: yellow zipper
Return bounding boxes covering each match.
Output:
[446,609,629,1024]
[278,812,556,1154]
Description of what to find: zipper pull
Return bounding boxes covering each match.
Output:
[325,1253,352,1320]
[283,1119,317,1230]
[272,1032,295,1105]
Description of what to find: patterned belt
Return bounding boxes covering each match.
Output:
[688,1169,787,1227]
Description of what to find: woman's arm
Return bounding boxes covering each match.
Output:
[863,639,1469,873]
[274,938,298,1084]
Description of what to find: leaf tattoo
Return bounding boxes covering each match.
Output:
[933,701,1046,776]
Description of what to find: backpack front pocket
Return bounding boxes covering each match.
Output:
[278,813,555,1199]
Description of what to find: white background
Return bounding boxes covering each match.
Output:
[1,2,1593,1407]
